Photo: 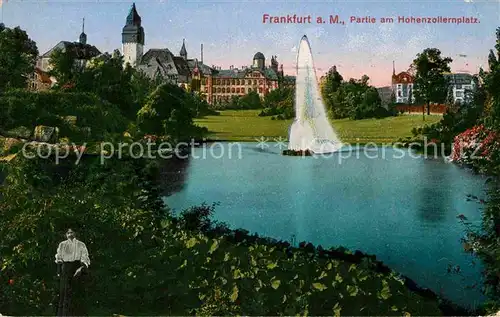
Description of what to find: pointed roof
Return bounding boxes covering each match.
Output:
[180,39,187,57]
[126,3,142,26]
[79,17,87,44]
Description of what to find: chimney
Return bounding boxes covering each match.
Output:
[201,43,203,64]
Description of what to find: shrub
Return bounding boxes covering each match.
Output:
[0,90,127,141]
[450,125,500,173]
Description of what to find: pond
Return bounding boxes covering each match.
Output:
[163,142,487,309]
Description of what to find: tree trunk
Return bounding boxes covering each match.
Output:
[427,102,431,115]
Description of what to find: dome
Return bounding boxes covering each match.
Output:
[253,52,265,60]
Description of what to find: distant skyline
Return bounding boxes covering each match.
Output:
[1,0,499,87]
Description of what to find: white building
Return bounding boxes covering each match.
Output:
[444,73,476,104]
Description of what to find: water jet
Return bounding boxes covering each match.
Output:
[285,35,342,156]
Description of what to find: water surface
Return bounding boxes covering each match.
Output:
[163,142,487,308]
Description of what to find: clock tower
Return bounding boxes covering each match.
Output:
[122,3,145,68]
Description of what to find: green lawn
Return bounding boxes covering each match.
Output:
[195,110,442,144]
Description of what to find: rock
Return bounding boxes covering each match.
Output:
[0,153,18,162]
[62,116,77,126]
[33,126,59,143]
[2,137,24,154]
[7,126,31,139]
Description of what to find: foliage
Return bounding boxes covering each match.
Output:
[76,50,137,120]
[482,27,500,129]
[259,87,294,120]
[213,91,262,110]
[321,71,391,120]
[0,154,167,315]
[137,83,208,142]
[48,48,80,87]
[0,154,447,315]
[0,24,38,91]
[450,125,500,172]
[50,49,153,121]
[184,93,220,118]
[321,66,343,111]
[451,28,500,313]
[409,101,485,154]
[0,90,127,142]
[411,48,453,115]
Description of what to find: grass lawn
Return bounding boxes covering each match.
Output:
[195,110,442,144]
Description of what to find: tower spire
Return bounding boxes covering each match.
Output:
[392,61,395,76]
[180,38,187,59]
[79,17,87,45]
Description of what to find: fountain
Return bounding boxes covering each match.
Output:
[285,35,343,155]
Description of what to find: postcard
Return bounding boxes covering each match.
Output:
[0,0,499,316]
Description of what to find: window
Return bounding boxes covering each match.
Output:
[236,79,239,85]
[217,87,221,93]
[216,79,220,85]
[456,84,462,89]
[253,80,257,85]
[231,88,235,93]
[397,90,401,97]
[248,88,252,93]
[222,88,225,93]
[259,80,263,85]
[247,80,251,85]
[236,88,240,93]
[456,91,464,98]
[259,87,263,93]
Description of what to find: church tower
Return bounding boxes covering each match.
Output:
[79,18,87,45]
[121,3,145,67]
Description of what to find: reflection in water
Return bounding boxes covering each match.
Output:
[417,159,451,223]
[158,156,190,196]
[164,143,486,307]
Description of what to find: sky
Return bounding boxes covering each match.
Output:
[1,0,499,87]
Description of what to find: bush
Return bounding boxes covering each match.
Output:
[0,90,127,142]
[0,153,452,316]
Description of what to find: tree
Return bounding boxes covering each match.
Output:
[0,24,38,91]
[77,50,137,119]
[238,91,262,109]
[259,87,294,119]
[48,48,78,86]
[136,83,202,141]
[321,65,343,111]
[411,48,453,116]
[481,27,500,128]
